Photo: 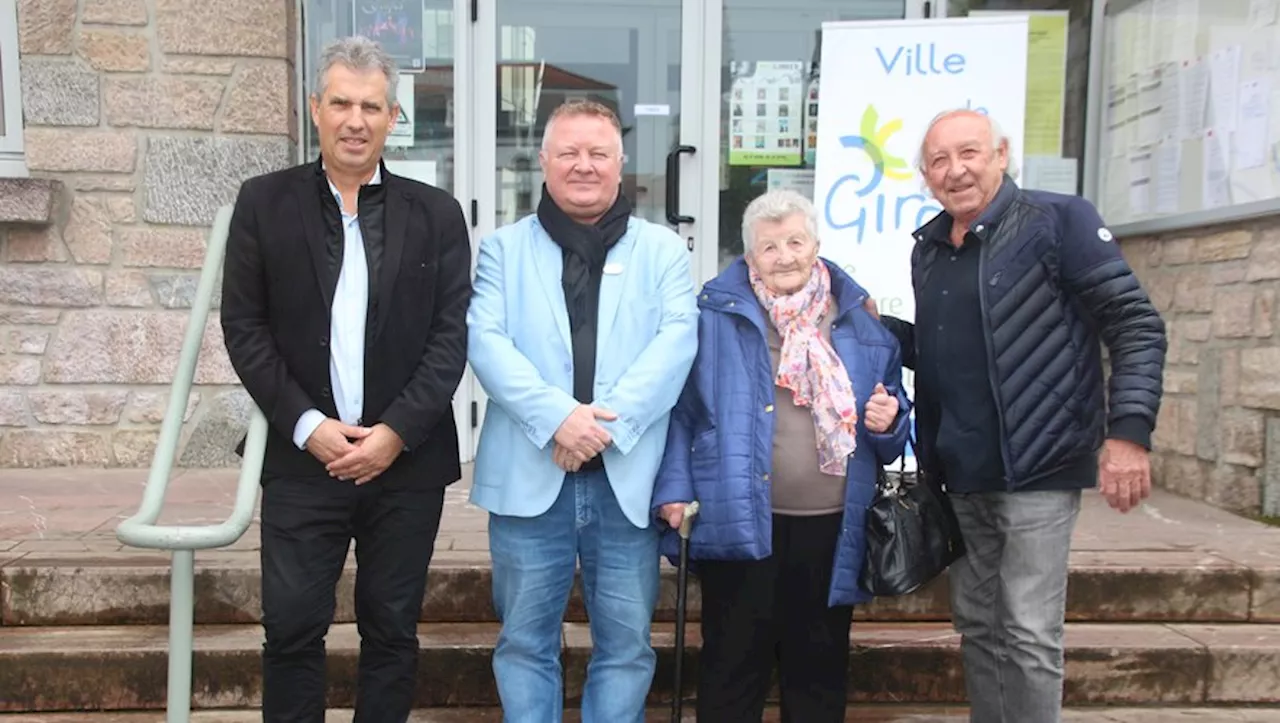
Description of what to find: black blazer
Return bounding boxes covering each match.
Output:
[220,158,471,488]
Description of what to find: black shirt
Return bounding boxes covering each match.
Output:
[915,229,1007,493]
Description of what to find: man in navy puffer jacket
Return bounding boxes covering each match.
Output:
[873,109,1167,723]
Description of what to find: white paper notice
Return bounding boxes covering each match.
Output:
[1138,70,1164,146]
[1151,0,1177,64]
[1153,139,1182,214]
[1157,62,1182,138]
[1236,78,1270,169]
[384,159,438,187]
[766,168,815,199]
[634,104,671,116]
[1107,83,1130,157]
[1173,0,1200,60]
[1269,82,1280,144]
[387,74,415,148]
[1179,59,1210,139]
[1251,0,1279,27]
[1129,149,1153,215]
[1024,156,1079,194]
[1202,129,1231,208]
[1209,46,1243,133]
[1132,2,1154,70]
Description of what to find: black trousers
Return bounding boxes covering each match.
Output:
[259,471,445,723]
[695,512,854,723]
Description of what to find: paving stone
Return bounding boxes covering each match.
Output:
[104,77,223,129]
[1197,230,1254,262]
[2,622,1271,711]
[28,391,129,425]
[19,59,98,126]
[221,61,291,135]
[17,0,76,54]
[164,57,238,75]
[117,227,208,269]
[41,311,236,385]
[0,267,104,307]
[81,0,149,25]
[104,270,155,307]
[156,0,290,58]
[142,136,291,226]
[4,225,68,262]
[2,707,1280,722]
[1060,624,1210,705]
[0,432,112,468]
[78,29,152,72]
[177,390,252,467]
[1171,624,1280,703]
[24,129,137,173]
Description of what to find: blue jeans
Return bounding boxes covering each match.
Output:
[488,468,660,723]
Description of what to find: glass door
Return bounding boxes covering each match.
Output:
[302,0,462,194]
[701,0,925,281]
[473,0,706,248]
[468,0,709,452]
[302,0,478,459]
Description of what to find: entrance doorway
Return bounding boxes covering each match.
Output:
[299,0,926,461]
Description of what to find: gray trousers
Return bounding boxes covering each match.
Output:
[948,489,1082,723]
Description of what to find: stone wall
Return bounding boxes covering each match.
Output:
[1121,221,1280,517]
[0,0,297,467]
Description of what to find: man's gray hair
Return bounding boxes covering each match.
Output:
[915,109,1021,181]
[313,36,399,108]
[741,189,820,255]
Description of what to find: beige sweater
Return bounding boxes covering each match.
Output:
[764,307,847,517]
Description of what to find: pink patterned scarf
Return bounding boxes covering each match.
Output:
[749,260,858,476]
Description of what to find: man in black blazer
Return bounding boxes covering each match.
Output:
[220,35,471,723]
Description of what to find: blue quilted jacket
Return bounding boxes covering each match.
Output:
[651,257,911,607]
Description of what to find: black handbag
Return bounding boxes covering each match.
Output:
[860,433,966,597]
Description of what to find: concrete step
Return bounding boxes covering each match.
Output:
[3,707,1280,722]
[2,622,1279,712]
[3,550,1277,627]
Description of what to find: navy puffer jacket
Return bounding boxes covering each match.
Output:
[884,178,1167,490]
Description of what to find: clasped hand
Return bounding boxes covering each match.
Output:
[305,418,404,485]
[552,404,618,472]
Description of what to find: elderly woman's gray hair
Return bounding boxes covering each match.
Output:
[741,189,821,255]
[915,109,1021,182]
[313,36,400,108]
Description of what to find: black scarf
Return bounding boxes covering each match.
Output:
[537,185,632,408]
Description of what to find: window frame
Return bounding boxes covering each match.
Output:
[0,0,28,178]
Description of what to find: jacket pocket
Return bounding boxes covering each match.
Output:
[690,427,718,490]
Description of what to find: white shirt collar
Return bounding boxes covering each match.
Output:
[323,161,382,209]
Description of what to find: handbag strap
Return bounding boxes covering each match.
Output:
[899,425,917,476]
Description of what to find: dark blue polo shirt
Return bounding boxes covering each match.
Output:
[915,225,1007,494]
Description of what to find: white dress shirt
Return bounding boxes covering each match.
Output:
[292,165,379,449]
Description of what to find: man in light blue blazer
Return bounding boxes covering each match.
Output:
[466,99,699,723]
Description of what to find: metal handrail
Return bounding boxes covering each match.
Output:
[115,204,268,723]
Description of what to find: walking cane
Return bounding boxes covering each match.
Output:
[671,500,700,723]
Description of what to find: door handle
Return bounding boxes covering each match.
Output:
[665,144,696,226]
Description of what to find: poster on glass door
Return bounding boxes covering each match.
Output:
[729,61,805,167]
[804,76,820,165]
[354,1,425,70]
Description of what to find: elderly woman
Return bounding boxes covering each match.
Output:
[652,189,911,722]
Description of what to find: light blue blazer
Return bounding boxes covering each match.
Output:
[466,214,699,528]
